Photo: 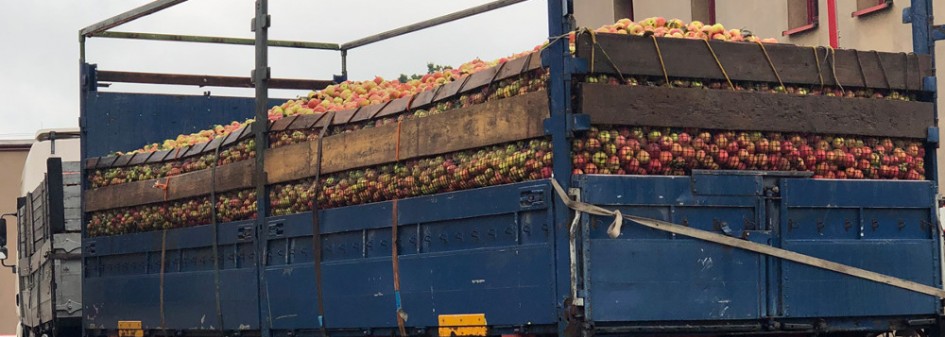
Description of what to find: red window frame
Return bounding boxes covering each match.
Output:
[852,0,892,17]
[783,0,818,36]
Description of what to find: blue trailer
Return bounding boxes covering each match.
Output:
[64,1,945,337]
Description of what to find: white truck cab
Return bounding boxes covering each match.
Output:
[2,129,80,337]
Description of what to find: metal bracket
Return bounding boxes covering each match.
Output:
[928,127,940,144]
[933,25,945,42]
[251,67,271,84]
[902,6,914,23]
[924,76,937,92]
[570,57,589,75]
[544,114,590,135]
[519,189,546,207]
[250,14,271,32]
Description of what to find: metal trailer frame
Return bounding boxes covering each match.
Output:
[75,1,945,337]
[77,2,534,337]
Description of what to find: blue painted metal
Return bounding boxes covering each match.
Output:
[934,25,945,42]
[778,179,940,317]
[575,174,942,330]
[83,220,260,330]
[264,181,556,332]
[543,2,576,337]
[907,0,932,55]
[81,64,288,158]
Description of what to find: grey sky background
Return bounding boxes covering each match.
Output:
[0,1,548,139]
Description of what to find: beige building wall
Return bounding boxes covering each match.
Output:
[0,142,30,335]
[631,0,692,23]
[576,0,913,51]
[574,0,619,29]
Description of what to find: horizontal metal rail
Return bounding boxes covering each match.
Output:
[80,0,188,37]
[340,0,528,50]
[92,31,340,50]
[96,70,332,90]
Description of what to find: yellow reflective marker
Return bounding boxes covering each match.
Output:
[118,321,143,337]
[438,314,487,337]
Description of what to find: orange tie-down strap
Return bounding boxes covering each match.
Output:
[548,179,945,299]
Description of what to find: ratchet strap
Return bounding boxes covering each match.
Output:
[210,139,225,331]
[311,111,335,337]
[548,179,945,299]
[391,120,408,337]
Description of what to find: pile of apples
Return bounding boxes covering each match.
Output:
[588,74,918,101]
[268,68,550,150]
[88,138,256,188]
[572,126,926,180]
[592,17,778,43]
[272,139,553,213]
[115,15,779,157]
[87,189,257,237]
[91,139,553,236]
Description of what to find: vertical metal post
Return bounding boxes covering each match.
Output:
[341,49,348,80]
[79,35,86,65]
[252,1,271,337]
[545,0,577,336]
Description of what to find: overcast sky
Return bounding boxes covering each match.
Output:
[0,1,548,140]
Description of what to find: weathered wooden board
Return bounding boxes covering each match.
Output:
[576,33,932,91]
[580,84,935,138]
[270,90,550,184]
[87,91,551,211]
[84,159,255,212]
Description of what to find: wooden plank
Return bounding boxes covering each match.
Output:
[112,154,133,167]
[433,76,469,102]
[314,91,548,176]
[416,90,548,156]
[265,141,314,185]
[85,157,99,170]
[222,126,246,146]
[374,96,411,119]
[127,152,153,166]
[183,141,209,158]
[412,86,440,109]
[460,66,499,94]
[332,108,360,125]
[495,54,529,82]
[87,91,551,210]
[575,33,932,91]
[270,115,298,132]
[146,150,172,164]
[84,159,254,212]
[525,51,543,71]
[288,114,323,130]
[96,156,117,169]
[580,84,934,139]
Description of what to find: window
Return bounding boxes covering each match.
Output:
[852,0,892,17]
[691,0,716,24]
[783,0,818,36]
[614,0,634,21]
